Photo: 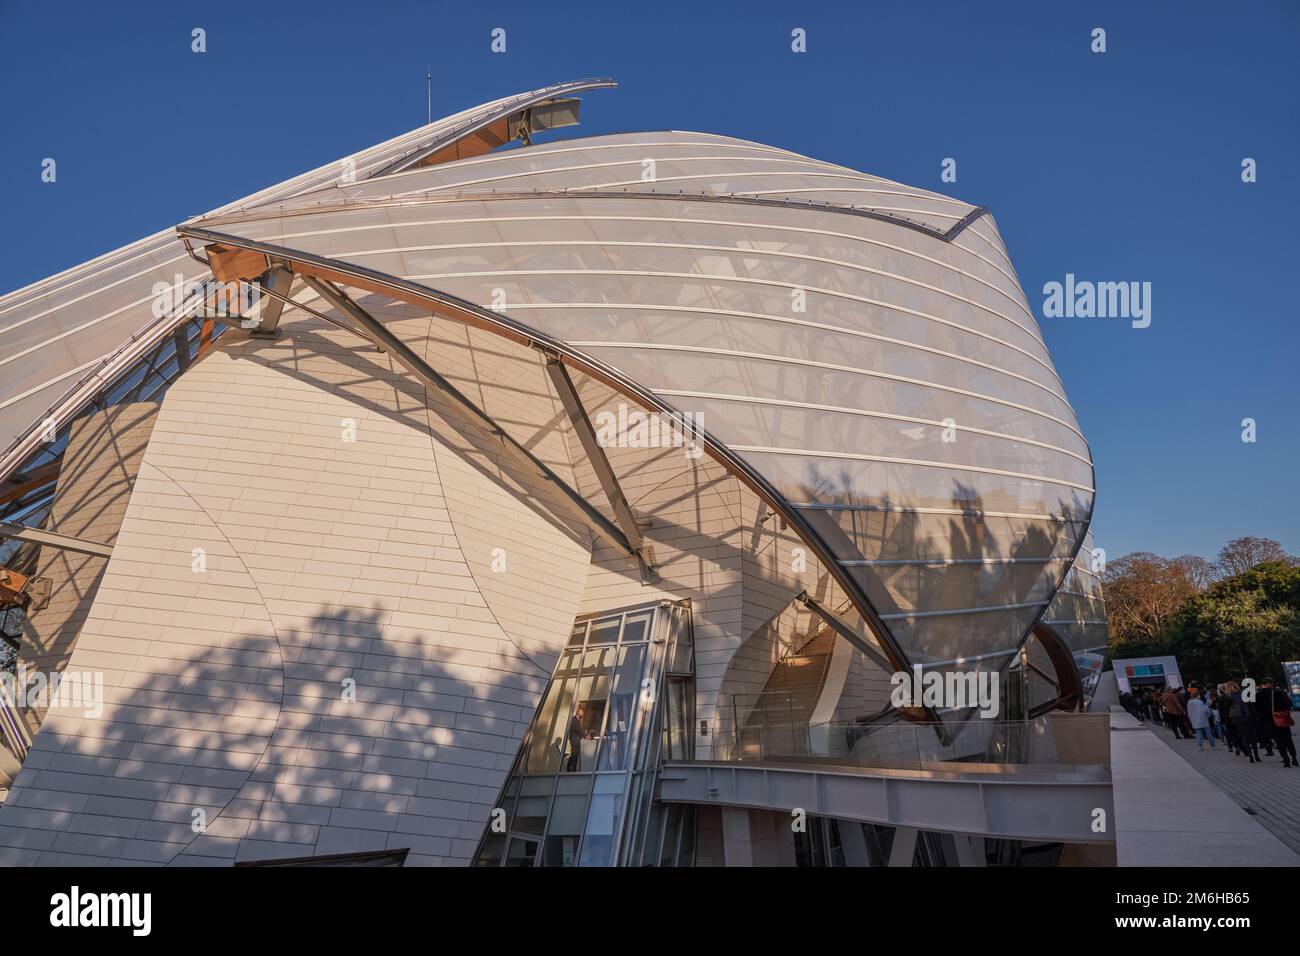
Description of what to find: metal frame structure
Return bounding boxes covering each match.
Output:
[299,275,645,568]
[0,522,113,559]
[543,357,655,581]
[658,754,1114,846]
[0,78,621,489]
[176,222,921,680]
[473,599,694,867]
[176,222,1098,709]
[0,80,1100,813]
[369,79,615,178]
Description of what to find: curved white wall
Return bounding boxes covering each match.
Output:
[0,308,590,866]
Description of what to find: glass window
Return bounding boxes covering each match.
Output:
[597,644,646,771]
[588,616,620,645]
[475,777,521,865]
[504,835,540,867]
[674,806,696,867]
[475,601,695,866]
[541,776,593,867]
[511,775,555,836]
[663,677,692,761]
[524,649,581,773]
[655,804,683,867]
[668,615,694,675]
[570,645,616,772]
[577,773,627,867]
[619,611,652,644]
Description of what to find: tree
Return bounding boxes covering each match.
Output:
[1162,561,1300,684]
[1172,554,1218,591]
[1216,536,1291,578]
[1102,552,1199,646]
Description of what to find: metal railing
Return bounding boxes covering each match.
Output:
[711,700,1110,773]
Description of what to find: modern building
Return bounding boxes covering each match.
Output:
[0,79,1111,867]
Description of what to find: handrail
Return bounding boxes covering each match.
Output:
[714,709,1110,771]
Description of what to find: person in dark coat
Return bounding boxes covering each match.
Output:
[1226,681,1261,763]
[1215,684,1240,754]
[1250,680,1277,757]
[1258,678,1296,768]
[565,704,586,771]
[1119,691,1137,720]
[1147,689,1161,724]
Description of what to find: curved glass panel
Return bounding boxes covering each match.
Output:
[1042,531,1109,655]
[198,144,1094,669]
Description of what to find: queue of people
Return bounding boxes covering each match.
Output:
[1119,678,1297,767]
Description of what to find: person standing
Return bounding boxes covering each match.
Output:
[1216,684,1240,754]
[566,704,586,772]
[1186,688,1215,751]
[1226,681,1261,763]
[1160,685,1187,739]
[1250,680,1277,758]
[1259,678,1296,768]
[1150,690,1163,724]
[1179,683,1195,737]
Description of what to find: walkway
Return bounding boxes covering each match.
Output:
[1109,707,1300,866]
[1142,709,1300,856]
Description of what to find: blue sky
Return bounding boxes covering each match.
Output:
[1,0,1296,563]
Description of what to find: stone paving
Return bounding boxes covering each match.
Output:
[1140,712,1300,856]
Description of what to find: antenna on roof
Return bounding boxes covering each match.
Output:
[426,67,432,125]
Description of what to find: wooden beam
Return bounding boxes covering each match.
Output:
[413,117,510,169]
[0,567,30,606]
[207,243,269,284]
[196,317,216,360]
[0,460,61,507]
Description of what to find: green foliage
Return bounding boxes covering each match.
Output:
[1111,560,1300,684]
[1165,561,1300,682]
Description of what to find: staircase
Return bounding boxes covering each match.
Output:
[735,626,837,759]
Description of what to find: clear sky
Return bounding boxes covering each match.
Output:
[1,0,1296,563]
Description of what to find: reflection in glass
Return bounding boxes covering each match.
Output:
[598,644,645,771]
[540,775,593,867]
[577,773,626,866]
[663,677,692,761]
[476,602,694,867]
[524,649,581,773]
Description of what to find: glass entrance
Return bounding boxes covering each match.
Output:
[475,600,693,867]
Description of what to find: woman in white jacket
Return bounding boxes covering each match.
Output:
[1187,689,1215,751]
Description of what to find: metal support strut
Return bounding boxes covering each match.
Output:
[299,277,647,572]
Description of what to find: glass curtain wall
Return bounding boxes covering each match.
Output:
[476,601,694,867]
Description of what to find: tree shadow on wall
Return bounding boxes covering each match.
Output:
[0,601,543,867]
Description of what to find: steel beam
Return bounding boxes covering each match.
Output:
[170,226,921,686]
[0,521,113,559]
[544,358,654,580]
[658,758,1115,845]
[299,277,640,564]
[797,592,892,673]
[249,267,294,337]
